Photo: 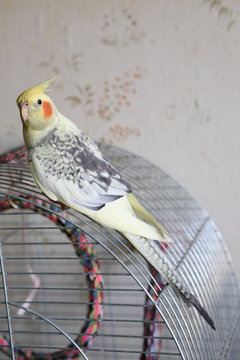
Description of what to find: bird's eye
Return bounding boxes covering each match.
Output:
[37,99,42,105]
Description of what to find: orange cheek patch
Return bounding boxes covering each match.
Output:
[43,101,53,118]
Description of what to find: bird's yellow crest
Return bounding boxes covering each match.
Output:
[16,77,59,105]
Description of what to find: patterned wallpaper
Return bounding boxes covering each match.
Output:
[1,0,240,282]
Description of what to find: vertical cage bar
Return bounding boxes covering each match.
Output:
[0,243,15,360]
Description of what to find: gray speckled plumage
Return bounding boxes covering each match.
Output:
[29,127,131,210]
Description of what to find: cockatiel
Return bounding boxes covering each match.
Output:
[16,79,215,330]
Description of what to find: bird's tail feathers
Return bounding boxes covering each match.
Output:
[124,233,215,330]
[172,284,216,330]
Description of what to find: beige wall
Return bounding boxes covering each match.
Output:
[1,0,240,282]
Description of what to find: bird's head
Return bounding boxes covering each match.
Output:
[17,78,60,148]
[16,78,58,132]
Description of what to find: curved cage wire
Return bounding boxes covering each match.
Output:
[0,144,239,360]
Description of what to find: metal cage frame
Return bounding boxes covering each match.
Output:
[0,144,239,360]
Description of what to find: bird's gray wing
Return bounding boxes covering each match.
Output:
[30,129,132,210]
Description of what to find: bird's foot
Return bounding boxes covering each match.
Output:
[57,203,70,216]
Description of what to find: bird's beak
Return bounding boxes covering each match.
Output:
[19,101,29,123]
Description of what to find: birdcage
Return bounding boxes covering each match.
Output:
[0,144,239,360]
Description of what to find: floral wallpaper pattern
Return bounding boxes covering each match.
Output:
[34,1,238,146]
[101,9,146,46]
[39,50,145,143]
[34,5,150,144]
[203,0,238,30]
[97,68,146,121]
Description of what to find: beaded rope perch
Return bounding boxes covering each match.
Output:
[141,268,164,360]
[0,147,164,360]
[141,242,169,360]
